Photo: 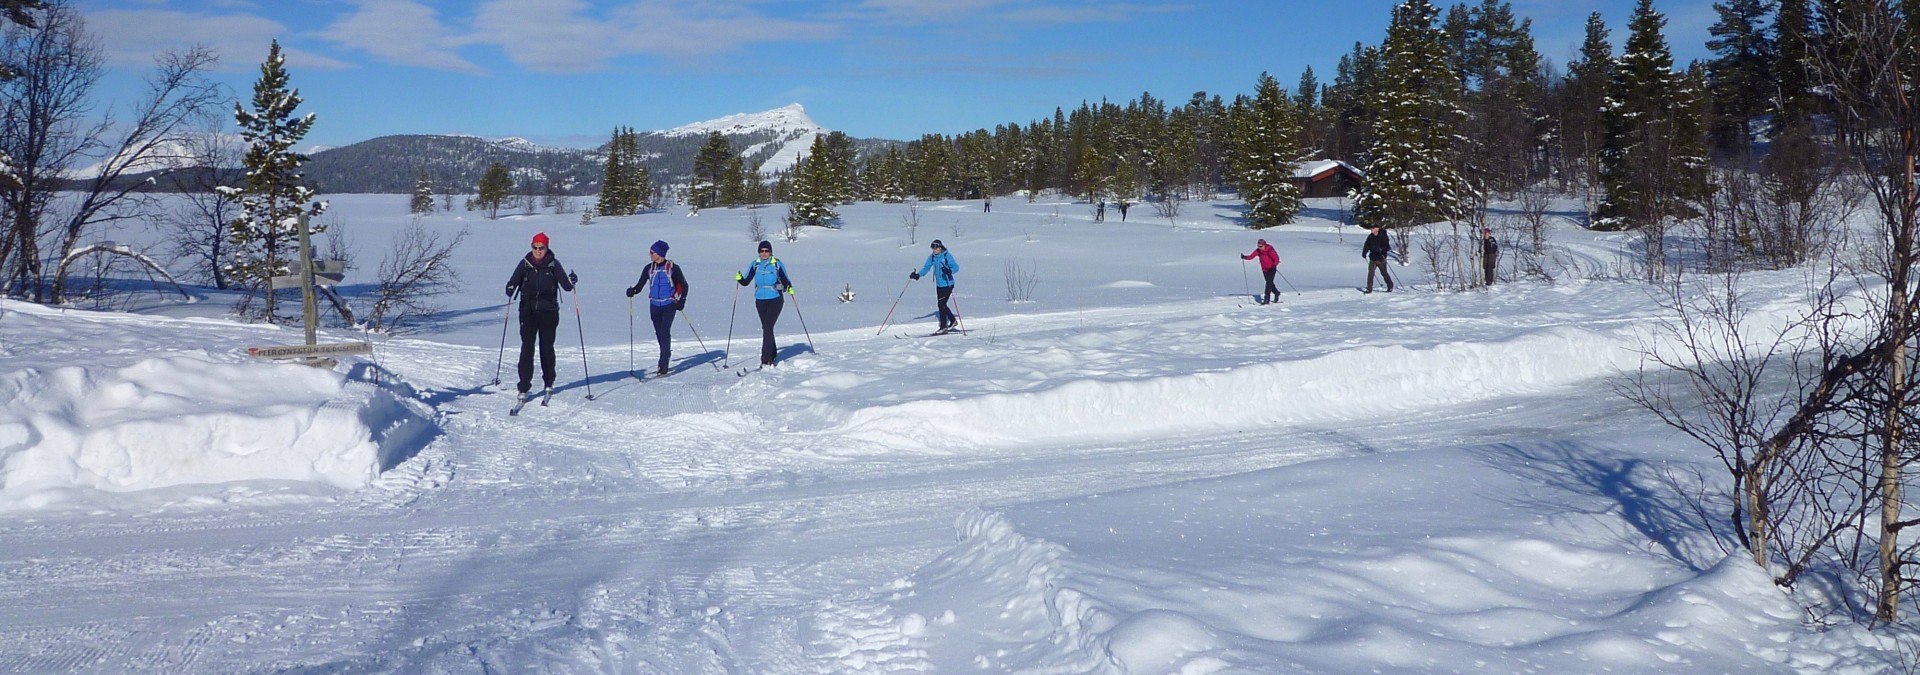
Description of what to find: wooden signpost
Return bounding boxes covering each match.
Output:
[247,213,365,368]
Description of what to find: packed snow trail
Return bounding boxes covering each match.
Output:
[0,260,1888,671]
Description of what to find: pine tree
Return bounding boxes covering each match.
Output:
[1596,0,1711,234]
[1231,73,1306,228]
[1705,0,1777,157]
[1561,12,1613,204]
[410,169,435,215]
[1352,0,1477,230]
[477,162,511,219]
[690,131,734,210]
[593,127,630,216]
[219,40,327,322]
[788,134,838,227]
[719,156,747,207]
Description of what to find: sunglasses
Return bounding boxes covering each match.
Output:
[532,245,547,251]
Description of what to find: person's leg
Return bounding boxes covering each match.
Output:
[537,311,560,389]
[516,314,536,393]
[757,297,782,365]
[1484,263,1496,285]
[936,285,954,329]
[1365,260,1379,292]
[1262,268,1278,303]
[651,304,674,373]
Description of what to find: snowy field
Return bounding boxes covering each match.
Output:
[0,194,1907,672]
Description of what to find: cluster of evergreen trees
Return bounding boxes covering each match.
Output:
[713,0,1800,240]
[594,127,653,216]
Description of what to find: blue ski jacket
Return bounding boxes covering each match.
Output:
[916,250,958,288]
[739,257,791,300]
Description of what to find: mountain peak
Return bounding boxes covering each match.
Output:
[658,104,823,138]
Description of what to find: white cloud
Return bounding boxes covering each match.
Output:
[462,0,841,73]
[320,0,484,74]
[468,0,618,73]
[85,9,351,72]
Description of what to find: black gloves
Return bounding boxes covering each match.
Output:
[626,286,639,298]
[505,285,516,297]
[674,299,686,311]
[568,271,578,285]
[909,272,920,280]
[942,266,952,276]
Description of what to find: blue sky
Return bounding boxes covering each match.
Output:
[75,1,1717,149]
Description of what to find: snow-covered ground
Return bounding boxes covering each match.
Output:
[0,195,1906,672]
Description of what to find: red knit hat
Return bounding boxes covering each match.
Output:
[531,232,549,246]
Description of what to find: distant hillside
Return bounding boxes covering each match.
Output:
[96,104,898,195]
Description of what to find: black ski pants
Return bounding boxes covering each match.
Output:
[1366,259,1395,292]
[1260,268,1279,303]
[935,285,956,330]
[650,303,674,373]
[517,308,560,392]
[756,296,783,366]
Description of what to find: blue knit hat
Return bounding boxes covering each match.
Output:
[650,240,669,257]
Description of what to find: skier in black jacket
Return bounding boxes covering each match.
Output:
[1480,227,1499,286]
[505,232,576,399]
[1362,225,1394,293]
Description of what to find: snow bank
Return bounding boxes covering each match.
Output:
[0,354,426,509]
[835,323,1648,451]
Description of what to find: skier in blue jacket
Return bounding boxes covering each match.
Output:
[625,240,688,377]
[909,239,960,333]
[736,240,793,366]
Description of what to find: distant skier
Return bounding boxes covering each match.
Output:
[625,239,689,377]
[1118,200,1130,222]
[1362,224,1394,293]
[1241,238,1281,304]
[1096,200,1106,223]
[505,232,576,400]
[984,195,992,213]
[909,239,961,333]
[1481,227,1499,286]
[736,240,793,367]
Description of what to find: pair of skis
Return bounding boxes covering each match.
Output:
[895,327,969,339]
[508,389,553,416]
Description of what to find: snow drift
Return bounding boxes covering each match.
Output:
[0,312,433,510]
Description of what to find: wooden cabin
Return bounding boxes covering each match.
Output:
[1292,160,1364,198]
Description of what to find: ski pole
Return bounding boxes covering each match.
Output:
[875,276,915,335]
[789,287,815,348]
[679,309,710,353]
[570,286,594,401]
[723,281,740,369]
[491,293,514,386]
[950,291,967,333]
[627,295,636,379]
[1276,269,1301,295]
[1241,258,1258,302]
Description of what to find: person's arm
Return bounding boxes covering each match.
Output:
[777,262,792,293]
[944,252,957,277]
[506,259,527,296]
[671,265,689,306]
[554,259,576,292]
[916,255,935,278]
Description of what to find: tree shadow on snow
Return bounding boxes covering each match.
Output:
[1473,441,1733,572]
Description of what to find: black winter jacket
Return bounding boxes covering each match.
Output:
[1363,231,1392,262]
[507,252,575,313]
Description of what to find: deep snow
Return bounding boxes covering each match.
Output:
[0,194,1907,672]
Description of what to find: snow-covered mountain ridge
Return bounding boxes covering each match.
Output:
[656,103,824,139]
